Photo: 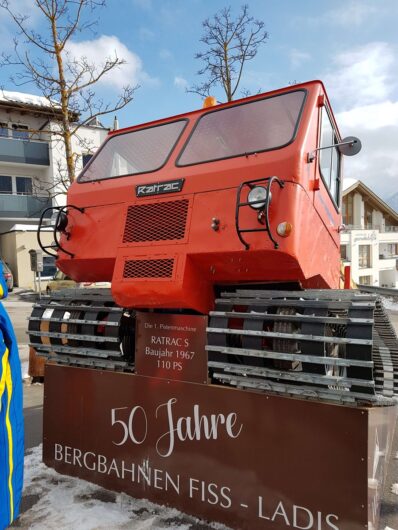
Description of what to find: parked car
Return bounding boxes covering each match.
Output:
[46,270,110,295]
[1,260,14,292]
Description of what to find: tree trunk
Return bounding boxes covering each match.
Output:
[51,12,75,183]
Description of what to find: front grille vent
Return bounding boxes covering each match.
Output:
[123,259,174,279]
[123,199,189,243]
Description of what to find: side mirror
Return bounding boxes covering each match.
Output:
[338,136,362,156]
[307,136,362,163]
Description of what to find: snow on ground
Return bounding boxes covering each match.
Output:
[391,483,398,496]
[21,360,29,380]
[382,297,398,312]
[17,445,230,530]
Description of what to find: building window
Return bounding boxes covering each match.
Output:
[341,244,347,261]
[16,176,33,195]
[12,124,29,140]
[385,244,398,257]
[319,107,341,206]
[0,123,8,137]
[359,275,372,286]
[358,245,371,269]
[82,153,93,167]
[0,176,12,194]
[39,256,57,279]
[364,202,373,229]
[342,194,353,226]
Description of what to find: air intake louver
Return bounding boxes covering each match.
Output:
[123,199,189,243]
[123,259,174,279]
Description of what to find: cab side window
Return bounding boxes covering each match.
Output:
[319,107,341,206]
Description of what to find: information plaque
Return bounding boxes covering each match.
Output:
[135,312,208,384]
[43,365,398,530]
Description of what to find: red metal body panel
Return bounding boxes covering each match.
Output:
[58,81,342,312]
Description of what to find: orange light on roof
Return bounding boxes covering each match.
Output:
[277,222,293,238]
[203,96,217,108]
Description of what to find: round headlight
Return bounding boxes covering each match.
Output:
[247,186,270,209]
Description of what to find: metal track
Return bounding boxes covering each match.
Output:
[28,287,398,406]
[28,288,135,370]
[207,289,398,405]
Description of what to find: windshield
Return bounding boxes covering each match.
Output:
[79,120,187,182]
[177,90,306,166]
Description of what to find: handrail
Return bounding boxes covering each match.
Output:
[37,204,84,258]
[235,176,285,250]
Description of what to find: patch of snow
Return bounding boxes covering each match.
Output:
[0,90,59,109]
[18,445,230,530]
[9,223,52,232]
[342,177,358,191]
[391,483,398,495]
[21,361,29,379]
[382,297,398,312]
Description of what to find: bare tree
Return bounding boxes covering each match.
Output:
[189,4,268,102]
[0,0,137,186]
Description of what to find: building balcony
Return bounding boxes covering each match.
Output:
[0,137,50,166]
[0,193,52,219]
[378,257,397,271]
[345,224,398,232]
[379,232,398,244]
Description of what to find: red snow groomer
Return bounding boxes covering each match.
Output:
[32,80,397,403]
[30,81,398,530]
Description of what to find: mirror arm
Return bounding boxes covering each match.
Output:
[307,139,360,163]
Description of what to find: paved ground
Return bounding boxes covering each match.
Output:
[4,289,398,528]
[3,291,36,344]
[23,385,44,452]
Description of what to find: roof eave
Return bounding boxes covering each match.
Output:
[0,100,79,122]
[343,180,398,222]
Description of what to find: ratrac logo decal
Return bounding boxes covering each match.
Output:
[136,179,184,197]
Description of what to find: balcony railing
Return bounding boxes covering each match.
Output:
[0,194,52,218]
[344,224,398,233]
[378,257,397,270]
[0,136,50,166]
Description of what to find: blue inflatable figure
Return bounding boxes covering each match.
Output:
[0,264,23,529]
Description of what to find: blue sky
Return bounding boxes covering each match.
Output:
[0,0,397,199]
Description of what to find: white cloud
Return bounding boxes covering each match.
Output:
[289,49,310,69]
[324,1,378,26]
[0,0,43,51]
[322,42,398,199]
[335,99,398,199]
[296,0,380,28]
[132,0,152,9]
[0,0,41,24]
[66,35,155,89]
[174,76,188,90]
[160,49,173,60]
[337,101,398,130]
[324,42,396,109]
[139,27,155,41]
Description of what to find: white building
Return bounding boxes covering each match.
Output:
[0,90,109,287]
[341,179,398,288]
